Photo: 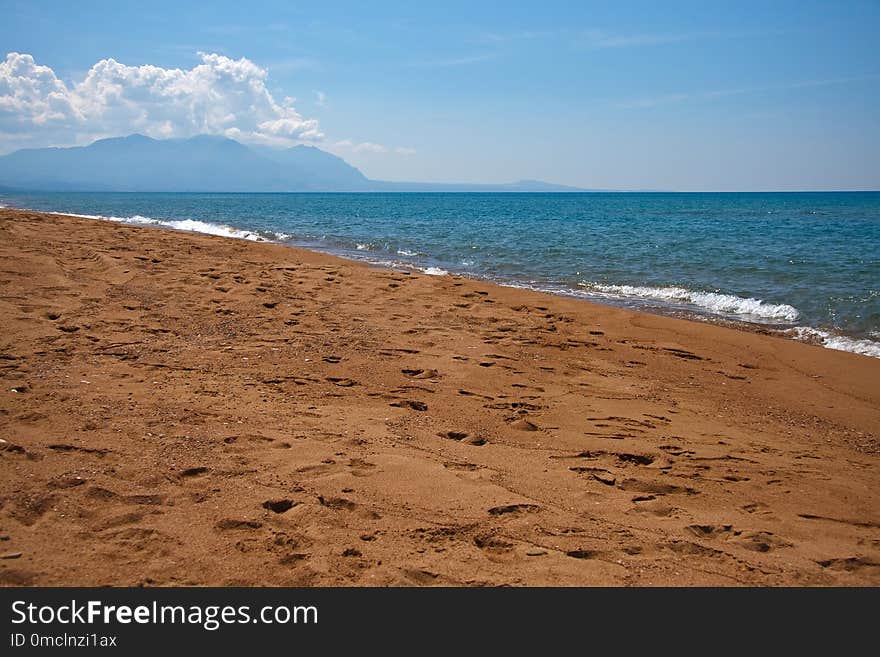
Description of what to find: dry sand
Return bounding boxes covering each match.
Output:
[1,208,878,586]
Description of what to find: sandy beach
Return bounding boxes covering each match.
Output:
[0,207,878,586]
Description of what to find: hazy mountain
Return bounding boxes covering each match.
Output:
[0,135,324,192]
[0,134,585,192]
[251,144,371,190]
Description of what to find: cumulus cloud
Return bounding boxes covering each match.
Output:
[0,51,323,151]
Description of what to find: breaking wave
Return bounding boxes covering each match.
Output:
[789,327,880,359]
[581,283,800,322]
[46,211,278,242]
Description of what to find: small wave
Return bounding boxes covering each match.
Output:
[162,218,265,241]
[397,249,421,257]
[46,211,267,242]
[46,210,105,220]
[582,283,800,322]
[421,267,448,276]
[789,327,880,359]
[356,243,372,251]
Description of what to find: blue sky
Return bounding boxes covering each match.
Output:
[1,0,878,190]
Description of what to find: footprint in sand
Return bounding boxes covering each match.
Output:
[438,431,488,446]
[485,401,544,411]
[630,500,680,518]
[816,557,880,573]
[736,531,793,553]
[316,496,375,517]
[0,439,34,459]
[326,377,357,387]
[8,493,57,526]
[348,458,377,477]
[616,453,655,466]
[686,524,734,539]
[48,443,110,458]
[401,368,440,379]
[570,467,616,486]
[458,389,494,400]
[488,503,540,516]
[619,478,696,496]
[663,347,706,361]
[474,534,514,554]
[215,519,263,531]
[443,461,480,471]
[566,549,600,560]
[390,400,428,411]
[508,418,540,431]
[664,541,724,557]
[659,444,695,457]
[402,569,441,585]
[262,499,297,514]
[179,466,208,478]
[439,430,469,441]
[682,525,792,553]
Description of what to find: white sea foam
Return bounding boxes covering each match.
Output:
[46,210,105,220]
[582,283,800,322]
[421,267,448,276]
[397,249,419,256]
[356,243,371,250]
[47,211,267,241]
[162,218,264,240]
[789,327,880,359]
[504,280,879,359]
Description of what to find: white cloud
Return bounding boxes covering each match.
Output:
[353,141,386,153]
[314,90,327,107]
[0,51,323,151]
[331,139,415,157]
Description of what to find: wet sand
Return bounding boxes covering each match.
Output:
[1,207,878,586]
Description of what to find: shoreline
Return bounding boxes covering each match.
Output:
[1,207,878,586]
[2,200,878,360]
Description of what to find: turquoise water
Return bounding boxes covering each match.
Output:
[2,191,878,357]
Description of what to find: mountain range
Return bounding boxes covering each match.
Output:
[0,134,585,192]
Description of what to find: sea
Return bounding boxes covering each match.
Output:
[2,190,878,358]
